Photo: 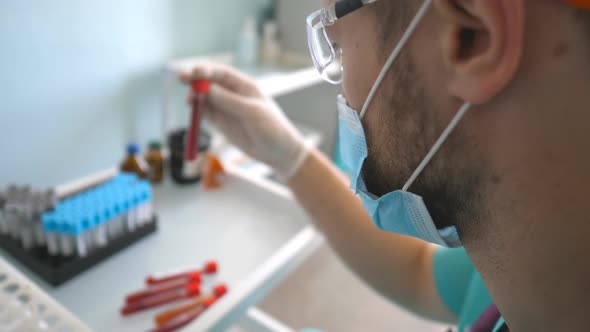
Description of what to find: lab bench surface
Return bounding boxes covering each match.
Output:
[1,171,313,331]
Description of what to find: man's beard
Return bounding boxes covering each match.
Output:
[359,52,483,234]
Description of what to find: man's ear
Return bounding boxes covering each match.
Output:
[434,0,525,104]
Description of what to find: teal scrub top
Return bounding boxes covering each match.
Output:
[433,247,505,332]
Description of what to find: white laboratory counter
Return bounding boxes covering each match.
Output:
[1,168,322,331]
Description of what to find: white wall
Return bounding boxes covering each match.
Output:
[276,0,340,156]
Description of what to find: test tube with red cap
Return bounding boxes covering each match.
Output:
[154,284,227,325]
[184,80,210,162]
[149,297,217,332]
[146,260,217,286]
[120,283,202,316]
[125,277,201,304]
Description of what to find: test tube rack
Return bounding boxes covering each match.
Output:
[0,173,158,286]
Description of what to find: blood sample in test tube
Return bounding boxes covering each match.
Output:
[146,260,217,285]
[126,279,201,304]
[150,297,217,332]
[154,284,227,325]
[120,283,201,316]
[184,80,210,162]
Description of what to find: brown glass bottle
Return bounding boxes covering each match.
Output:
[145,141,164,183]
[121,143,148,179]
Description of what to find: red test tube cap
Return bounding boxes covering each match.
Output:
[188,271,202,282]
[204,260,218,274]
[214,284,228,297]
[187,283,201,296]
[192,79,210,94]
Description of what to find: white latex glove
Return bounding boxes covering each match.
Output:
[181,63,309,181]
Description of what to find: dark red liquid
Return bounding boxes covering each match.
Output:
[184,94,205,161]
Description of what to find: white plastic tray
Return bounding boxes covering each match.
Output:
[0,256,90,332]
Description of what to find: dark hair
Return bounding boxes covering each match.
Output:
[374,1,417,43]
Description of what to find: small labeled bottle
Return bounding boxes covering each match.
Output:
[121,143,148,179]
[145,141,164,184]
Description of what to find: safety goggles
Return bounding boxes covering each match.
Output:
[307,0,590,85]
[306,0,379,84]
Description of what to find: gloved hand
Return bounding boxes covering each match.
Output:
[180,63,309,181]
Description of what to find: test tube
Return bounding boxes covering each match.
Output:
[31,193,45,246]
[153,284,227,325]
[120,283,202,316]
[183,80,210,178]
[135,185,146,227]
[19,204,35,250]
[146,261,218,285]
[7,187,22,239]
[126,279,201,304]
[9,205,22,240]
[74,213,89,258]
[104,201,116,240]
[93,209,108,248]
[126,186,138,232]
[1,186,16,235]
[42,212,60,256]
[82,209,96,254]
[150,297,217,332]
[139,181,153,225]
[58,211,75,257]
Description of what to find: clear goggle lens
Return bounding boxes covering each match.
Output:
[307,9,343,84]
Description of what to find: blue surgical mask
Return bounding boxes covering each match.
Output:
[337,0,471,248]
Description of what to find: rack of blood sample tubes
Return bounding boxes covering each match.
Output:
[0,173,158,286]
[121,260,226,332]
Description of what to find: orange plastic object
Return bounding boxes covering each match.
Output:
[202,154,225,191]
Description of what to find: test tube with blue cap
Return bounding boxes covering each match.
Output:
[145,181,154,223]
[138,181,153,225]
[83,193,100,250]
[93,208,107,248]
[136,184,145,225]
[127,186,139,232]
[103,198,117,240]
[58,210,75,257]
[72,211,88,257]
[82,205,96,253]
[42,212,60,256]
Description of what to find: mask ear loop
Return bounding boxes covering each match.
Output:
[359,0,433,119]
[402,102,471,192]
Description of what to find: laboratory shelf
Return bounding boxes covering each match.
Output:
[166,52,323,98]
[14,167,322,331]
